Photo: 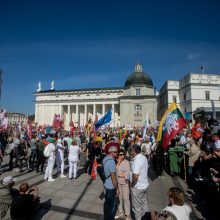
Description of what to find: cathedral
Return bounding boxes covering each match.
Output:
[34,64,220,130]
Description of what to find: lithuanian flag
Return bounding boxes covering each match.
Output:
[157,102,186,149]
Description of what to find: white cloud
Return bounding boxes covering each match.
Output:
[186,53,199,60]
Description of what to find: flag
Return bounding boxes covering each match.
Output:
[157,102,186,150]
[69,120,75,135]
[192,122,203,140]
[95,108,112,130]
[90,115,98,133]
[0,109,8,129]
[53,113,62,128]
[142,113,150,140]
[91,159,98,180]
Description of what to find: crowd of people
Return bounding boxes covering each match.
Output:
[0,116,219,219]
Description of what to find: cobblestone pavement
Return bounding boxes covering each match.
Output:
[0,158,211,220]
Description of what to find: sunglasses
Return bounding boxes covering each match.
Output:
[119,154,125,156]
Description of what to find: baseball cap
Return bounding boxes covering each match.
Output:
[2,176,17,185]
[49,138,55,143]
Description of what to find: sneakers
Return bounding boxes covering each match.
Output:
[115,212,123,219]
[60,174,66,178]
[48,178,55,182]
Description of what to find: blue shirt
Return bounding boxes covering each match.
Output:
[103,155,116,189]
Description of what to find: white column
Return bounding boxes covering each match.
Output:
[112,103,115,120]
[59,105,62,115]
[102,104,105,116]
[76,104,79,125]
[67,105,71,128]
[35,104,38,124]
[84,104,87,123]
[42,104,45,124]
[93,104,96,120]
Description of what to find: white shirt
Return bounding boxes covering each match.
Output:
[164,204,192,220]
[131,154,149,189]
[48,143,56,157]
[68,145,80,162]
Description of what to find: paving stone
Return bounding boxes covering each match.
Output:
[0,156,211,219]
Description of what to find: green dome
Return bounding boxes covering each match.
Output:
[124,64,153,88]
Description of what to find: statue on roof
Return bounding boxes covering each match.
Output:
[51,80,55,90]
[37,81,42,92]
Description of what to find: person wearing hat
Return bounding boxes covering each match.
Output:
[103,141,119,220]
[44,138,56,182]
[0,176,18,219]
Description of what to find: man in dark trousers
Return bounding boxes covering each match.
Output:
[103,142,119,220]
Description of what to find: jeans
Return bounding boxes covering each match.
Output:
[104,188,116,220]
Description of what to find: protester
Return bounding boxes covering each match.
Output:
[165,187,191,220]
[36,136,47,173]
[103,141,119,220]
[44,138,56,182]
[56,138,66,178]
[0,176,18,220]
[29,135,38,168]
[130,144,149,220]
[17,139,29,173]
[68,139,80,179]
[115,149,131,220]
[10,182,40,220]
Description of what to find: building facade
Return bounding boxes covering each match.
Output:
[8,112,28,126]
[34,65,220,129]
[158,73,220,120]
[34,64,158,129]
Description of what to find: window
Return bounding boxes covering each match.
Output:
[134,104,142,111]
[136,89,140,96]
[183,93,186,102]
[205,91,210,100]
[172,95,177,103]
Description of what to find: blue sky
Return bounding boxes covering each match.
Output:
[0,0,220,114]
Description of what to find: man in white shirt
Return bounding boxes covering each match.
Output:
[130,144,149,220]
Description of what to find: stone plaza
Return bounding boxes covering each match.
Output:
[0,157,211,220]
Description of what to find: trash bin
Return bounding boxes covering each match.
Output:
[168,146,185,174]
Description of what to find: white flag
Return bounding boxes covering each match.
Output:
[142,113,149,140]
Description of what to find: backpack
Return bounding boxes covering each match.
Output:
[43,144,50,157]
[97,158,112,183]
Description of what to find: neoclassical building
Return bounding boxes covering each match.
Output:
[158,73,220,120]
[34,64,158,129]
[34,64,220,129]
